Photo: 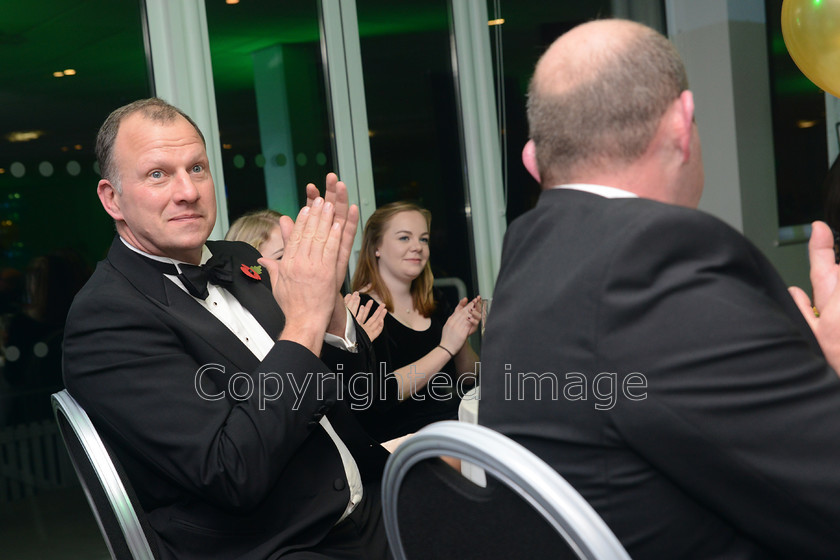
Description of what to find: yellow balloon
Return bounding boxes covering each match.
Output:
[782,0,840,97]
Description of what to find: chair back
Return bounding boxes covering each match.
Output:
[51,389,158,560]
[382,421,631,560]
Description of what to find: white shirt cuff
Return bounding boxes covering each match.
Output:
[323,308,358,352]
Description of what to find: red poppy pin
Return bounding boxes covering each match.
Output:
[240,264,262,280]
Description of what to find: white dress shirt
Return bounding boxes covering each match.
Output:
[122,239,363,521]
[550,183,639,199]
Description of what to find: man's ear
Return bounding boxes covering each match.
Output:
[676,90,695,163]
[97,179,124,221]
[522,139,541,183]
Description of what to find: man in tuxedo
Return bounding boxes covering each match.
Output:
[480,19,840,558]
[63,98,392,559]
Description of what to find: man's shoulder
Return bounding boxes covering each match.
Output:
[624,199,752,250]
[207,239,262,260]
[68,237,173,321]
[545,189,745,240]
[68,258,142,315]
[508,188,739,242]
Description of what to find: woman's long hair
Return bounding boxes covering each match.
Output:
[351,202,437,316]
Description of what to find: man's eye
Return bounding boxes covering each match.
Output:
[150,170,163,179]
[192,164,204,173]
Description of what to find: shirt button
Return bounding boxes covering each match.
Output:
[351,493,362,505]
[213,301,217,306]
[334,478,346,491]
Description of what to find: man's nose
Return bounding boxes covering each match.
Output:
[172,170,200,202]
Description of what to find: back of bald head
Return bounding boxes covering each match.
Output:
[527,19,688,186]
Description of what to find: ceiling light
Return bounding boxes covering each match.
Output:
[6,130,44,142]
[64,68,76,76]
[488,18,505,26]
[53,71,64,78]
[226,0,240,4]
[796,119,817,129]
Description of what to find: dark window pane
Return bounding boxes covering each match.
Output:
[486,0,612,224]
[205,2,333,222]
[0,1,150,557]
[357,0,477,297]
[765,0,828,229]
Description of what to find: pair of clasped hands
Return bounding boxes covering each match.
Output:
[789,221,840,371]
[257,173,361,356]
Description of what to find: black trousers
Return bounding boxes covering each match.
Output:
[282,483,393,560]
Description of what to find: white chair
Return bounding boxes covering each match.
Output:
[382,420,631,560]
[51,389,158,560]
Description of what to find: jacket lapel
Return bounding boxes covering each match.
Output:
[160,280,261,372]
[106,237,261,373]
[207,240,286,339]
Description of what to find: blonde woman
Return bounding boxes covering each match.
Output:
[224,209,286,260]
[226,209,385,340]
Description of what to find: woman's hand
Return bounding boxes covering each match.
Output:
[345,291,387,341]
[439,296,481,355]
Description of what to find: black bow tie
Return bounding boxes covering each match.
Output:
[143,253,234,299]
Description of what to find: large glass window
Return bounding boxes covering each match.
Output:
[485,0,613,224]
[205,1,334,223]
[765,0,828,235]
[0,1,150,556]
[356,0,477,299]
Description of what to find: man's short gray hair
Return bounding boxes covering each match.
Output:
[95,98,206,193]
[527,22,689,186]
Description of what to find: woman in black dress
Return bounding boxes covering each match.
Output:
[350,201,480,441]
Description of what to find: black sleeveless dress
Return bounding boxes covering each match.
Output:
[351,292,461,441]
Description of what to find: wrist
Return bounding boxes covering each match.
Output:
[437,344,455,358]
[279,319,328,355]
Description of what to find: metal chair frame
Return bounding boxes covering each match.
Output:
[382,420,631,560]
[51,389,156,560]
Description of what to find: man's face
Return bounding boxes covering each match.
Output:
[98,112,216,263]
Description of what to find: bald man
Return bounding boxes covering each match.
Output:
[480,19,840,559]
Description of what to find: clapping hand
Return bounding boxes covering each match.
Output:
[305,173,358,285]
[344,291,387,342]
[300,174,360,337]
[439,296,481,357]
[258,174,358,353]
[789,220,840,372]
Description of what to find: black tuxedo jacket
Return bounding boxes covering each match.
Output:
[63,237,388,560]
[480,188,840,559]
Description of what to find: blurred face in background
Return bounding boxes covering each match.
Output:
[259,225,285,260]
